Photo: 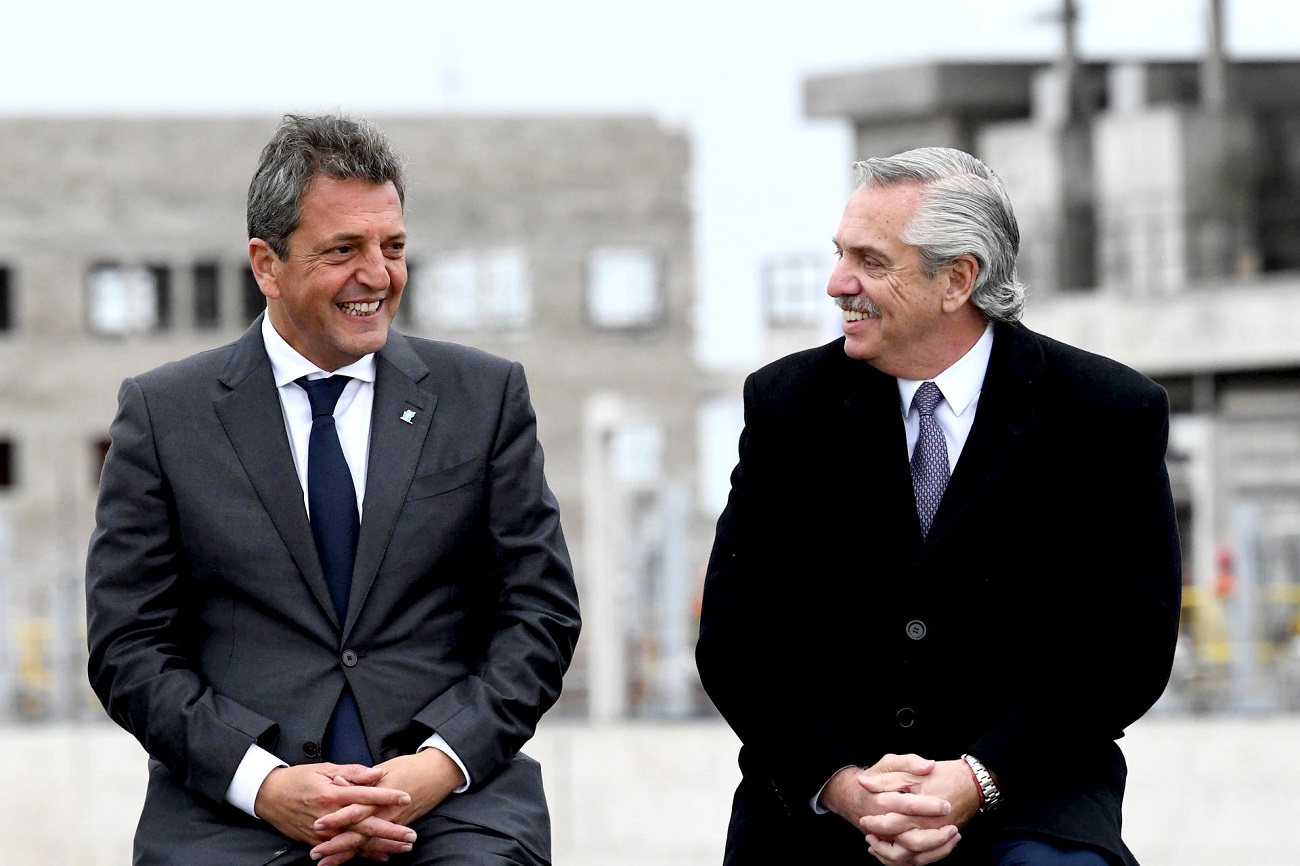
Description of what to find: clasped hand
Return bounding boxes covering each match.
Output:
[255,749,465,865]
[820,753,980,866]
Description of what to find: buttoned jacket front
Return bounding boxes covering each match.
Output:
[87,317,580,864]
[697,321,1181,865]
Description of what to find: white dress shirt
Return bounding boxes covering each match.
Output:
[896,321,995,471]
[811,322,995,814]
[223,316,470,818]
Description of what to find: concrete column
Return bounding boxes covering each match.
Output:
[583,393,628,721]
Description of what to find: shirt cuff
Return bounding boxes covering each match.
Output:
[225,744,289,818]
[811,765,856,814]
[418,733,471,793]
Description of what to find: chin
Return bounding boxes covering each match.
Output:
[344,325,392,355]
[353,337,389,358]
[841,337,875,362]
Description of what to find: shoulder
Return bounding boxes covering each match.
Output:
[128,339,244,394]
[1011,323,1165,405]
[1005,324,1169,436]
[384,330,525,400]
[392,331,517,375]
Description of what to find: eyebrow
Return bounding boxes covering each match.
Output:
[832,236,892,263]
[321,229,408,246]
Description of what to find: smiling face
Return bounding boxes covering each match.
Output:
[828,181,983,379]
[250,175,407,372]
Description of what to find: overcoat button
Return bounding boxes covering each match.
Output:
[906,620,927,640]
[303,741,321,758]
[342,649,358,667]
[896,707,916,728]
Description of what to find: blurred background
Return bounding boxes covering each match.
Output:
[2,0,1299,862]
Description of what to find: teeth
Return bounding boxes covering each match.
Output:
[339,300,380,315]
[842,309,878,322]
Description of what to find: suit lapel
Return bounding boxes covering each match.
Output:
[839,355,922,557]
[213,318,340,625]
[346,330,437,636]
[924,322,1042,552]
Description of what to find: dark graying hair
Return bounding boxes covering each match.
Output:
[852,147,1026,323]
[247,113,406,259]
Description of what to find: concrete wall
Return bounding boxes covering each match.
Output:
[1022,278,1300,377]
[12,717,1300,865]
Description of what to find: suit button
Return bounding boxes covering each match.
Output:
[342,649,358,667]
[896,707,916,728]
[906,620,927,640]
[303,741,321,758]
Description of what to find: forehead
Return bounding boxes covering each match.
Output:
[297,176,404,232]
[835,181,923,251]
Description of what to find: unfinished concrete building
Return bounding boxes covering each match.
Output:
[799,51,1300,711]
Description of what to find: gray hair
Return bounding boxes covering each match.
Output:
[852,147,1026,323]
[248,113,406,259]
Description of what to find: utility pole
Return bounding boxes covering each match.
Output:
[1057,0,1081,122]
[1202,0,1228,110]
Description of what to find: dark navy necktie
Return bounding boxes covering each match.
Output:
[910,381,950,539]
[297,375,372,765]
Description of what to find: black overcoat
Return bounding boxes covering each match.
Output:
[697,322,1182,865]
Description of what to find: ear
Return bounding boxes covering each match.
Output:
[941,254,979,313]
[248,239,281,300]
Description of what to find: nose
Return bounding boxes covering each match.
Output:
[827,257,857,299]
[356,245,390,290]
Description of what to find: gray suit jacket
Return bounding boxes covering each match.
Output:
[87,317,580,864]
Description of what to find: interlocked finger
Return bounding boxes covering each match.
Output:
[865,827,961,866]
[868,790,952,819]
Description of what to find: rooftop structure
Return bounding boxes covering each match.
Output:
[801,55,1300,711]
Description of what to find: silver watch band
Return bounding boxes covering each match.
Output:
[961,753,1003,812]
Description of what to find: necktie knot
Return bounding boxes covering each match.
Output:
[912,381,943,417]
[297,375,350,418]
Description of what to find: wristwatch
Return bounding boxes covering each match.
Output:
[961,753,1003,812]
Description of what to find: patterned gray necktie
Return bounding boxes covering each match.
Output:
[910,381,949,538]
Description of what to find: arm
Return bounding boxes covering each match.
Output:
[697,372,876,810]
[86,377,274,803]
[967,384,1182,795]
[87,378,414,855]
[407,361,581,786]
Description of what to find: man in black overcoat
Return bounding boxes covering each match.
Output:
[696,147,1181,866]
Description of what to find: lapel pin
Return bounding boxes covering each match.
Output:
[400,409,417,425]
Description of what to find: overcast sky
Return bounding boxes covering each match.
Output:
[5,0,1299,365]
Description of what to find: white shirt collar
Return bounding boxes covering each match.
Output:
[897,322,995,416]
[260,314,377,386]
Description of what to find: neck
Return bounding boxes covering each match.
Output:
[893,311,989,380]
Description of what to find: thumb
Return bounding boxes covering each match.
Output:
[330,764,385,786]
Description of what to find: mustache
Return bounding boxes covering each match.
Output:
[836,297,881,317]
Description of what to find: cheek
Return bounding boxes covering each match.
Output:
[873,276,906,306]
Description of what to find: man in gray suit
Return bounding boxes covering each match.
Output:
[86,114,581,865]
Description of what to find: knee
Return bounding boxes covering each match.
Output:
[991,835,1111,866]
